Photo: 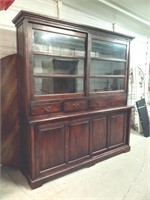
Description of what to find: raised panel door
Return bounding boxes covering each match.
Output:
[68,119,90,162]
[36,122,66,173]
[92,117,107,154]
[109,113,126,147]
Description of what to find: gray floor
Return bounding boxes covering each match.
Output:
[0,129,150,200]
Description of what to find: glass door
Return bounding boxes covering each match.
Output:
[32,26,86,96]
[90,38,128,93]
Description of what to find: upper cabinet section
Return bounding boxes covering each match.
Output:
[13,10,133,100]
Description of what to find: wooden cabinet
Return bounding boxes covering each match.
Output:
[13,10,133,189]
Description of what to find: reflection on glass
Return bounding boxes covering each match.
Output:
[33,30,85,57]
[33,55,84,75]
[90,78,124,92]
[32,30,85,95]
[90,60,125,75]
[34,77,84,95]
[91,39,126,59]
[52,59,78,75]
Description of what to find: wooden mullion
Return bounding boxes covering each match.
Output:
[33,73,84,78]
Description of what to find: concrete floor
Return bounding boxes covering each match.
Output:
[0,129,150,200]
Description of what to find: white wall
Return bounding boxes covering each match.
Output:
[0,0,57,58]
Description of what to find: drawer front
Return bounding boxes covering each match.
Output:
[111,94,126,107]
[89,97,110,109]
[64,99,88,112]
[31,103,62,116]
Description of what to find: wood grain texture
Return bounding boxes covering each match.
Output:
[1,54,21,167]
[12,11,133,189]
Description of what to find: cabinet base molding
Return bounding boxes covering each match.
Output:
[23,145,130,189]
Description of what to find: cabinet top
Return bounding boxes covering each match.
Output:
[12,10,134,41]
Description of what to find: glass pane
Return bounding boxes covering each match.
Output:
[90,78,125,92]
[91,60,125,75]
[34,77,84,95]
[91,39,126,59]
[33,30,85,57]
[33,55,84,75]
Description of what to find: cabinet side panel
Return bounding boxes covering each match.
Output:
[69,120,90,161]
[1,54,21,167]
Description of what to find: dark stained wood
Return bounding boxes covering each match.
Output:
[68,119,90,161]
[12,10,134,40]
[89,97,110,110]
[1,54,21,167]
[92,117,107,153]
[39,124,66,170]
[111,94,127,107]
[12,10,133,189]
[64,99,88,112]
[109,113,125,147]
[31,102,62,116]
[23,107,132,189]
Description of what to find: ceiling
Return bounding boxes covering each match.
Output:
[1,0,149,37]
[62,0,150,36]
[106,0,150,23]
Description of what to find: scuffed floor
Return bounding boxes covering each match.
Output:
[0,129,150,200]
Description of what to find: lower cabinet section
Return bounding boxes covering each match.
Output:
[24,107,131,189]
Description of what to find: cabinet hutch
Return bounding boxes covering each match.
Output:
[13,11,133,189]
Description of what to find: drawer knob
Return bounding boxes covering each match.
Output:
[73,103,80,108]
[44,106,51,112]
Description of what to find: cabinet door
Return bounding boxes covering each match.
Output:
[35,121,67,176]
[92,116,107,155]
[32,26,86,98]
[109,112,126,148]
[90,38,128,93]
[68,119,90,162]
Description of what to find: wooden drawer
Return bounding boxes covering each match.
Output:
[111,94,126,107]
[64,99,88,112]
[31,102,62,116]
[89,97,110,110]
